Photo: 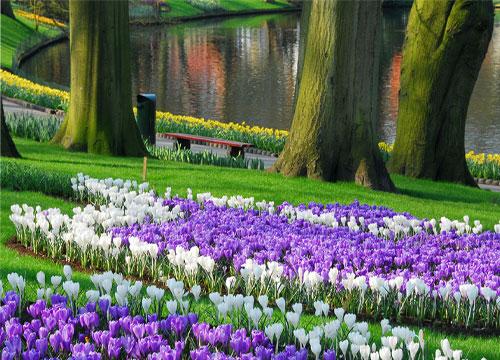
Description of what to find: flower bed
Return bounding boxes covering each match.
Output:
[0,70,69,111]
[378,143,500,182]
[14,9,66,27]
[2,69,499,175]
[9,174,500,329]
[1,266,474,359]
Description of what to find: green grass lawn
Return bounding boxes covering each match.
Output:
[0,14,61,69]
[1,138,499,359]
[5,138,500,228]
[163,0,294,20]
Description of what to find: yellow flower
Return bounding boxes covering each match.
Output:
[0,69,69,102]
[14,9,66,28]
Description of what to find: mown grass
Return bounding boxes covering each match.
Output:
[163,0,294,19]
[0,14,60,68]
[1,142,499,358]
[5,138,500,228]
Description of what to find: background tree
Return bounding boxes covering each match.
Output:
[1,0,16,19]
[53,0,146,156]
[1,99,21,158]
[272,0,394,191]
[388,0,494,186]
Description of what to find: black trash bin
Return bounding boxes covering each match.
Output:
[136,93,156,145]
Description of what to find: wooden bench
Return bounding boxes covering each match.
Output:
[159,133,253,158]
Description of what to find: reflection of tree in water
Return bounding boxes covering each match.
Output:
[377,8,409,144]
[184,36,226,116]
[18,11,499,152]
[386,52,401,122]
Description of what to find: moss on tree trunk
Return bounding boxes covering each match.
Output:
[1,99,20,158]
[272,0,394,192]
[388,0,494,186]
[52,0,146,156]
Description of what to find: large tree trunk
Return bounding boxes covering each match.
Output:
[272,0,394,191]
[52,0,146,156]
[1,0,15,19]
[1,99,21,158]
[388,0,493,186]
[292,0,311,109]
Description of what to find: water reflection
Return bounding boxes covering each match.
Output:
[20,10,500,153]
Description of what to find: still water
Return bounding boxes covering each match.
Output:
[20,10,500,153]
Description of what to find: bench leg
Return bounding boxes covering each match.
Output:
[174,138,191,150]
[229,146,244,158]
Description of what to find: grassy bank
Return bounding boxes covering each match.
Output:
[131,0,294,22]
[0,13,61,69]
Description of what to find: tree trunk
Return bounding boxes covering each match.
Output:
[272,0,394,192]
[1,0,15,19]
[388,0,493,186]
[292,0,311,109]
[52,0,146,156]
[1,99,21,158]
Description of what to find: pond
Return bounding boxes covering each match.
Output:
[20,9,500,153]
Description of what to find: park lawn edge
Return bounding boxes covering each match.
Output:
[3,138,499,228]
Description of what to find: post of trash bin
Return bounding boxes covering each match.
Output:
[136,93,156,145]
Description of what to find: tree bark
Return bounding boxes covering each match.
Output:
[388,0,493,186]
[52,0,146,156]
[1,0,15,19]
[272,0,394,192]
[1,98,21,158]
[292,0,311,110]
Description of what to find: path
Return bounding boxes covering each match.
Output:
[3,98,499,192]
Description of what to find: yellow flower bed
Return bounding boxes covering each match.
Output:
[155,111,289,139]
[0,69,69,102]
[2,69,498,171]
[14,9,66,28]
[378,141,394,153]
[466,151,500,166]
[1,70,287,141]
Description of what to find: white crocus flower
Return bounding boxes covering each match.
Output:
[191,285,201,301]
[275,297,286,314]
[36,272,45,288]
[292,303,303,316]
[339,340,349,358]
[63,265,72,280]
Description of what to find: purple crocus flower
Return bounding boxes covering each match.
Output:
[230,328,251,355]
[27,300,46,319]
[107,337,122,359]
[324,349,337,360]
[98,298,110,315]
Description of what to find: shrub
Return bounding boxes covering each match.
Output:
[0,161,73,198]
[147,143,265,170]
[5,112,62,142]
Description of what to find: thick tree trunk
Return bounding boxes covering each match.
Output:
[388,0,493,186]
[272,0,394,191]
[52,0,146,156]
[1,0,15,19]
[1,99,20,158]
[292,0,311,109]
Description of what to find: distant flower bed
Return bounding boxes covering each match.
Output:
[1,266,471,359]
[378,142,500,181]
[465,151,500,181]
[9,174,500,329]
[14,9,66,27]
[2,70,499,174]
[0,70,69,110]
[1,70,287,153]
